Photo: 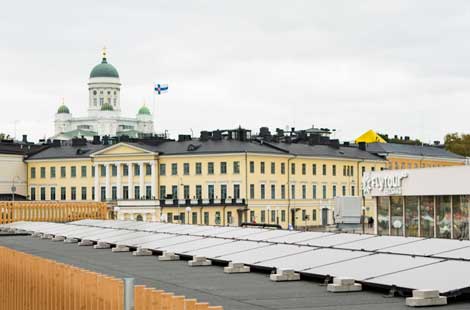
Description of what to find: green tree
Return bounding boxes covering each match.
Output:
[0,133,10,140]
[444,133,470,157]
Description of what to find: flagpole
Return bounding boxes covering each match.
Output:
[152,84,156,133]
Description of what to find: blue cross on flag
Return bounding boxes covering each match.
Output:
[154,84,168,95]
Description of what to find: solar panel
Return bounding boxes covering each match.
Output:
[239,229,303,241]
[211,228,269,238]
[217,244,313,265]
[138,235,203,250]
[184,240,266,258]
[366,260,470,294]
[297,233,376,247]
[335,236,424,251]
[267,231,334,244]
[304,253,440,281]
[120,233,177,247]
[433,246,470,260]
[379,238,470,256]
[160,237,233,254]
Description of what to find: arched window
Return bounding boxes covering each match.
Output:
[136,214,143,221]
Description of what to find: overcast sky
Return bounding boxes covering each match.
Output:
[1,1,470,143]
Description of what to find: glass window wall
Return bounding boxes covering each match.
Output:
[420,196,435,238]
[390,196,404,236]
[377,197,390,235]
[436,196,451,239]
[404,196,419,237]
[453,196,469,240]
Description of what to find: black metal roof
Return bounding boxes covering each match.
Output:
[365,143,465,160]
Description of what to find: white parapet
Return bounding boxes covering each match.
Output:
[41,234,54,239]
[133,247,153,256]
[64,238,79,244]
[224,262,250,274]
[158,251,180,261]
[112,244,130,252]
[188,256,212,266]
[270,269,300,282]
[52,235,66,242]
[93,241,111,249]
[327,277,362,293]
[78,239,94,246]
[406,289,447,307]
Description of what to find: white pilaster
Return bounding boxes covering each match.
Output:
[151,162,156,199]
[105,163,111,200]
[94,164,99,202]
[128,163,134,199]
[116,162,122,200]
[139,162,145,199]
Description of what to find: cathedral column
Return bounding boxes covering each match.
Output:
[105,163,111,201]
[116,162,122,200]
[128,163,134,200]
[139,162,145,199]
[151,162,156,199]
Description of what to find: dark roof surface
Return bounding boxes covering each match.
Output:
[27,144,107,160]
[4,236,469,310]
[366,143,465,160]
[0,143,49,156]
[270,142,385,161]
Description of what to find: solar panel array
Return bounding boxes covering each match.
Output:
[3,220,470,295]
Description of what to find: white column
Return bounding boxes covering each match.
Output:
[105,163,111,201]
[128,163,134,199]
[151,162,156,200]
[116,162,122,200]
[139,162,145,199]
[94,164,99,202]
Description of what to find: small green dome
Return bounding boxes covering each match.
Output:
[90,57,119,78]
[57,104,70,114]
[138,105,151,115]
[101,103,114,111]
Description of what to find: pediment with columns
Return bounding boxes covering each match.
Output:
[91,142,158,159]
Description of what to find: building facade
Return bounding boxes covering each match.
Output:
[26,135,386,229]
[364,166,470,239]
[54,49,154,139]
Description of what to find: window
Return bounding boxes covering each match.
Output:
[81,166,87,177]
[350,166,354,176]
[81,187,87,200]
[227,211,233,224]
[342,185,346,196]
[159,164,166,176]
[291,184,296,199]
[110,186,116,200]
[312,184,317,199]
[249,161,255,173]
[100,186,106,201]
[167,212,173,223]
[332,185,337,197]
[135,186,140,199]
[260,184,265,199]
[123,186,129,200]
[260,162,265,174]
[271,210,276,223]
[192,212,197,224]
[291,163,295,175]
[50,167,56,178]
[362,166,366,176]
[134,164,140,176]
[220,162,227,174]
[60,166,66,178]
[50,187,56,200]
[196,185,202,199]
[233,184,240,199]
[183,185,190,199]
[322,164,327,176]
[271,184,276,199]
[146,186,151,199]
[196,162,202,175]
[302,163,306,175]
[92,166,95,177]
[146,164,151,176]
[159,186,166,199]
[61,187,66,200]
[100,98,104,104]
[100,165,106,177]
[40,187,46,200]
[111,165,117,177]
[250,184,255,199]
[322,185,327,199]
[332,165,336,176]
[281,163,286,174]
[208,162,214,174]
[351,186,355,196]
[261,210,266,222]
[281,210,286,222]
[233,161,240,174]
[31,167,36,179]
[312,209,317,221]
[302,184,306,199]
[215,211,221,225]
[40,167,46,179]
[172,185,178,199]
[281,185,286,199]
[70,166,76,178]
[183,163,190,175]
[371,167,375,171]
[92,187,95,200]
[171,163,178,175]
[30,187,36,200]
[250,211,255,222]
[204,212,209,225]
[312,164,317,175]
[221,184,227,199]
[208,185,214,199]
[302,209,307,221]
[270,162,275,174]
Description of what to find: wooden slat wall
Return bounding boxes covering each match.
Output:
[0,246,224,310]
[0,201,108,224]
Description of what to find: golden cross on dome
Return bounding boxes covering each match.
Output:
[101,46,107,59]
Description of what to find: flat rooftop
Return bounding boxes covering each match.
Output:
[1,235,470,310]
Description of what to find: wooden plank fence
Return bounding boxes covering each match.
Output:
[0,246,223,310]
[0,201,108,224]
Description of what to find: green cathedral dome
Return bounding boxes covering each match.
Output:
[57,104,70,114]
[138,105,151,115]
[90,49,119,78]
[101,103,114,111]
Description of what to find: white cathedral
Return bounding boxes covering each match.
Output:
[54,49,154,139]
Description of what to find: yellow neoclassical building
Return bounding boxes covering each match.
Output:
[26,132,387,229]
